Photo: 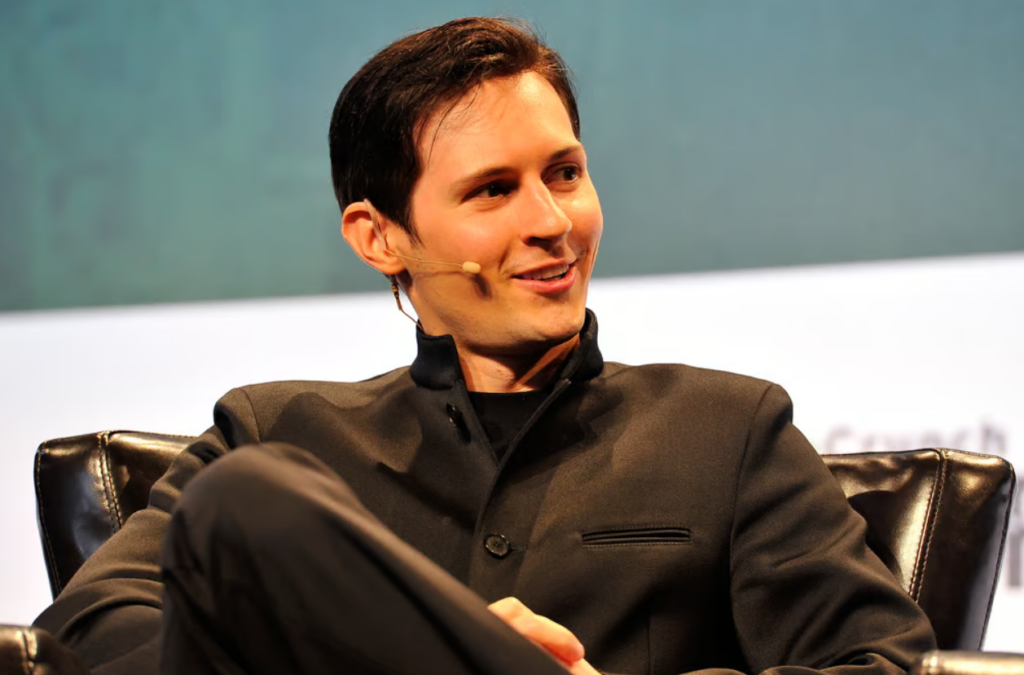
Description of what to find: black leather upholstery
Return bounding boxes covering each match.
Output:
[914,650,1024,675]
[825,450,1015,651]
[35,431,191,598]
[15,433,1019,675]
[0,625,89,675]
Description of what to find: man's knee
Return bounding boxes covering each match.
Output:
[169,443,344,560]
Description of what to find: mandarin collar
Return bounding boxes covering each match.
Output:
[409,309,604,390]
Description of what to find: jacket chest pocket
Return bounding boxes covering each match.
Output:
[581,525,691,547]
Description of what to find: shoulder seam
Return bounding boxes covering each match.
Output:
[728,381,777,578]
[236,387,262,443]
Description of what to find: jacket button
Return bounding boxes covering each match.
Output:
[484,534,511,559]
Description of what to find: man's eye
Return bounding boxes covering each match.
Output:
[472,182,511,199]
[552,165,580,182]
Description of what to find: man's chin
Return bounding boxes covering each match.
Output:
[481,331,578,359]
[544,327,581,348]
[545,308,588,343]
[504,315,585,354]
[446,305,588,357]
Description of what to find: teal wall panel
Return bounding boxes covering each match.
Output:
[2,1,1023,311]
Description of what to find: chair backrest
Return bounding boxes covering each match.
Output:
[35,431,190,598]
[824,450,1015,651]
[35,433,1015,650]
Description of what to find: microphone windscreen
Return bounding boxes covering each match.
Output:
[462,262,482,274]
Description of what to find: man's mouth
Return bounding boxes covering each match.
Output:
[514,262,573,282]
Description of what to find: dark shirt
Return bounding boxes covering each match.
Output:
[468,389,549,462]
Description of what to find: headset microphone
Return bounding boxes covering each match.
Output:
[364,201,481,275]
[386,253,481,275]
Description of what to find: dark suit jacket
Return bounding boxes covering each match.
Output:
[36,311,935,675]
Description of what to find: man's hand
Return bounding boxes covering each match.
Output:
[487,597,600,674]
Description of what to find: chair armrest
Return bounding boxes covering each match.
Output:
[914,650,1024,675]
[0,625,89,675]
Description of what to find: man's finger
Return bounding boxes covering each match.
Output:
[488,597,530,622]
[488,597,586,666]
[506,613,585,665]
[567,657,602,675]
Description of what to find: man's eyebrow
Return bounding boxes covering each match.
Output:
[449,143,585,197]
[548,143,584,162]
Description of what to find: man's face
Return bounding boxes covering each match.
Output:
[400,71,603,356]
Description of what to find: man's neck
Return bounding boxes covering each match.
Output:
[458,335,580,393]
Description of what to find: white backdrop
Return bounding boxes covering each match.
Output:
[1,252,1021,649]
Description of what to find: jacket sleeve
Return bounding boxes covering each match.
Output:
[32,387,261,675]
[719,383,937,675]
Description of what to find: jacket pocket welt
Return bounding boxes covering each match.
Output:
[581,526,691,547]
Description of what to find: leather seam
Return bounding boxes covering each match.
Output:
[98,431,125,530]
[26,629,38,675]
[17,627,34,675]
[920,651,939,675]
[912,448,946,601]
[35,443,62,597]
[112,429,197,441]
[979,450,1016,646]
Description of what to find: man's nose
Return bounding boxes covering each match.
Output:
[520,183,572,242]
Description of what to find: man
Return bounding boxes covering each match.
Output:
[35,17,935,675]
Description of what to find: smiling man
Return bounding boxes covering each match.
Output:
[344,70,601,392]
[35,17,935,675]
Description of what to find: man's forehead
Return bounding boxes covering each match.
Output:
[416,72,578,175]
[431,76,529,133]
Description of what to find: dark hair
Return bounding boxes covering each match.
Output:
[328,17,579,238]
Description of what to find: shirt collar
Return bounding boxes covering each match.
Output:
[409,309,604,390]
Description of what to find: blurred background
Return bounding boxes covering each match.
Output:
[1,0,1022,649]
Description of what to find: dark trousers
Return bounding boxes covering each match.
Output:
[160,443,567,675]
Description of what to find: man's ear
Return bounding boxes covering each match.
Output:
[341,201,407,276]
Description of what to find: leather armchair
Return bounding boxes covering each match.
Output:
[3,432,1018,674]
[0,625,89,675]
[34,431,188,599]
[825,451,1014,651]
[913,651,1024,675]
